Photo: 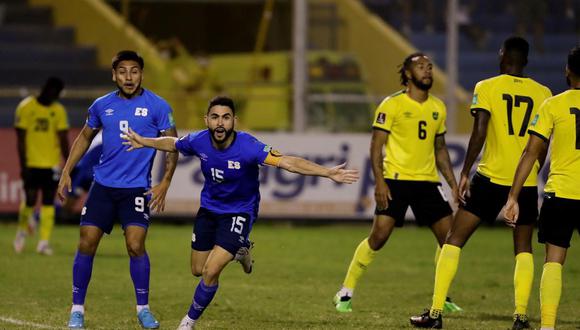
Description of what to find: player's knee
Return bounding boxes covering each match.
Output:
[201,265,221,283]
[191,266,202,277]
[367,234,387,250]
[125,241,145,257]
[77,240,98,255]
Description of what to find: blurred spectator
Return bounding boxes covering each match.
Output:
[400,0,435,37]
[456,1,489,50]
[565,0,580,38]
[515,0,547,52]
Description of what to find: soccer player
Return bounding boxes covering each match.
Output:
[121,96,360,330]
[410,37,552,329]
[13,77,69,255]
[504,46,580,330]
[57,50,178,329]
[332,53,460,313]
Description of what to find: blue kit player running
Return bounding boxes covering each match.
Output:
[57,50,178,329]
[122,96,360,330]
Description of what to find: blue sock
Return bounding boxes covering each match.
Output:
[130,253,151,306]
[72,251,94,305]
[187,281,219,320]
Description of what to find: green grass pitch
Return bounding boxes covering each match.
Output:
[1,222,579,329]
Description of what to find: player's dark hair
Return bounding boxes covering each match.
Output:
[207,96,236,115]
[398,52,427,86]
[43,76,64,92]
[112,50,144,69]
[502,36,529,66]
[568,46,580,77]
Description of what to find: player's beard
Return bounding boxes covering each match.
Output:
[117,81,142,99]
[411,75,433,91]
[210,126,235,145]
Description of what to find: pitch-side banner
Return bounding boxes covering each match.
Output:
[153,131,549,219]
[0,129,548,218]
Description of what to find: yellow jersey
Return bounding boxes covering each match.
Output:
[529,89,580,200]
[372,91,446,182]
[471,74,551,186]
[14,96,69,168]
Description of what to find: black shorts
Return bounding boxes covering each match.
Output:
[23,168,58,205]
[375,179,452,227]
[191,207,254,256]
[538,193,580,248]
[461,172,538,225]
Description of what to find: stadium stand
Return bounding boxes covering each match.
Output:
[0,0,110,127]
[363,0,577,94]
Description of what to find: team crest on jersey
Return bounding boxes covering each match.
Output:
[228,160,241,169]
[376,112,386,124]
[432,112,439,120]
[471,94,478,105]
[105,108,115,116]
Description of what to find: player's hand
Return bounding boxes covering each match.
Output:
[146,179,170,213]
[328,163,360,184]
[503,197,519,228]
[374,179,392,211]
[458,173,470,204]
[121,127,145,151]
[57,171,72,203]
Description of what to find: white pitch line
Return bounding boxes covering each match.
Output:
[0,316,65,329]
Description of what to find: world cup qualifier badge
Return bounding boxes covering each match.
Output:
[376,112,386,124]
[432,112,439,120]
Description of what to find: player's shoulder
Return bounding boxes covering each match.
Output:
[427,93,445,106]
[378,90,406,109]
[90,91,118,109]
[16,96,36,110]
[474,75,502,90]
[236,131,263,144]
[142,89,171,107]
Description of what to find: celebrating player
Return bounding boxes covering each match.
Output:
[121,95,360,330]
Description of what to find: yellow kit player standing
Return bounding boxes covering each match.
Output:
[334,53,460,313]
[505,46,580,330]
[411,37,551,329]
[13,77,69,255]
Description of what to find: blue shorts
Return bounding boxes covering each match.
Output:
[80,182,151,234]
[191,207,254,256]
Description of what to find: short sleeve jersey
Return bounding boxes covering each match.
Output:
[528,89,580,199]
[372,91,447,182]
[471,74,552,186]
[86,89,175,188]
[175,130,270,214]
[14,96,69,168]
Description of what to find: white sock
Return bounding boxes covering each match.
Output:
[338,286,353,298]
[136,304,150,313]
[71,304,84,314]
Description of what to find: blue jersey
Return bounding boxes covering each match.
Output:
[86,89,174,188]
[175,130,270,215]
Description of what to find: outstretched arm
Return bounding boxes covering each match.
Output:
[504,134,547,226]
[434,134,458,203]
[122,127,178,152]
[275,156,359,184]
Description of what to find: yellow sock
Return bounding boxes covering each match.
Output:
[514,252,534,315]
[430,244,461,317]
[434,245,442,266]
[17,203,33,232]
[540,262,562,329]
[342,238,377,290]
[39,205,55,241]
